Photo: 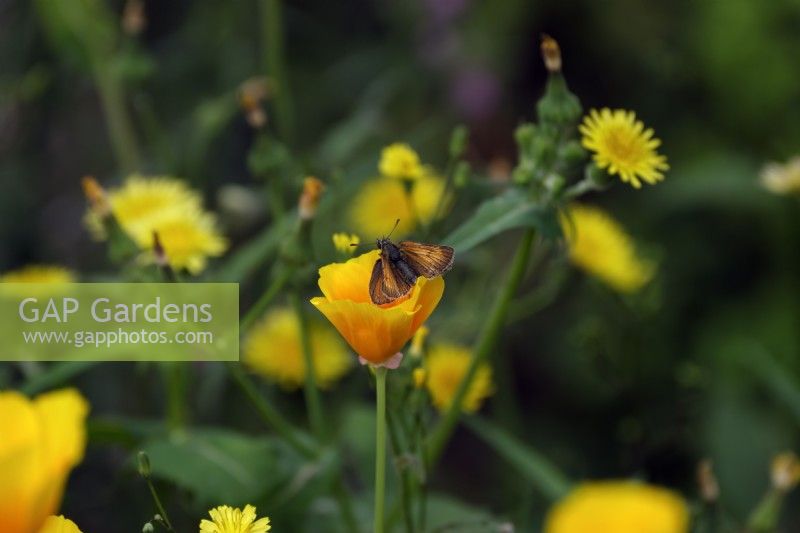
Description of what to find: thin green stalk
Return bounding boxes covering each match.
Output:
[375,367,388,533]
[94,70,140,173]
[260,0,294,141]
[290,291,326,439]
[386,409,416,533]
[240,268,292,332]
[426,228,536,465]
[166,363,187,431]
[145,476,175,532]
[227,362,317,458]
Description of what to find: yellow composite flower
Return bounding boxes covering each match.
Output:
[38,515,82,533]
[760,156,800,195]
[310,250,444,365]
[244,307,352,389]
[544,481,689,533]
[0,389,89,533]
[199,504,270,533]
[332,232,360,255]
[580,108,669,188]
[349,175,447,239]
[561,204,655,293]
[0,265,75,284]
[424,343,493,413]
[379,143,423,181]
[87,175,227,274]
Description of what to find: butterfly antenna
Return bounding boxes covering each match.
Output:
[387,218,400,239]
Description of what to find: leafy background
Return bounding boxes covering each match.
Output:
[2,0,800,531]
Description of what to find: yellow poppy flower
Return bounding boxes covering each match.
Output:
[38,515,82,533]
[0,389,89,533]
[310,250,444,365]
[199,504,270,533]
[243,307,352,389]
[544,481,689,533]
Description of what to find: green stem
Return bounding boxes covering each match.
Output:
[290,291,326,439]
[94,69,140,173]
[260,0,294,142]
[375,367,388,533]
[426,228,536,465]
[386,409,416,533]
[166,363,187,431]
[240,268,292,332]
[145,477,175,532]
[227,362,318,458]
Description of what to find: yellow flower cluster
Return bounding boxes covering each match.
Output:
[580,109,668,188]
[244,307,352,389]
[423,343,493,413]
[199,504,270,533]
[311,250,443,366]
[0,388,89,533]
[87,175,227,274]
[561,204,655,293]
[545,481,689,533]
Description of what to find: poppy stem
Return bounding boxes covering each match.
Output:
[425,228,536,466]
[375,366,388,533]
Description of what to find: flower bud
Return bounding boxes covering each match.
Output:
[514,123,536,154]
[142,523,154,533]
[449,125,469,159]
[540,34,561,73]
[409,326,429,358]
[413,368,427,389]
[559,140,587,166]
[544,173,566,197]
[298,177,324,220]
[82,175,111,218]
[137,450,151,479]
[122,0,146,36]
[697,459,720,503]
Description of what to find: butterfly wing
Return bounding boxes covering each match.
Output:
[369,258,416,305]
[398,241,455,278]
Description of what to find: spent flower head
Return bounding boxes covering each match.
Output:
[760,156,800,195]
[580,109,668,188]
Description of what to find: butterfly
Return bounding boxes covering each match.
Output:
[368,221,455,305]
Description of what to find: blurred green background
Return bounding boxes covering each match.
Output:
[2,0,800,531]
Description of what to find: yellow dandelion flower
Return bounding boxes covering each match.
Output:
[580,109,668,188]
[760,156,800,195]
[0,389,89,533]
[349,175,447,239]
[0,265,75,284]
[244,307,352,389]
[544,481,689,533]
[199,504,270,533]
[38,515,82,533]
[424,343,493,413]
[311,250,444,366]
[332,232,360,255]
[134,208,228,274]
[561,204,655,293]
[97,175,227,274]
[379,143,423,181]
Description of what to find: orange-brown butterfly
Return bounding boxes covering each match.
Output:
[367,220,455,305]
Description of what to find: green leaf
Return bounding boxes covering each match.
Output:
[426,494,508,532]
[141,429,284,505]
[443,189,560,252]
[465,416,572,502]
